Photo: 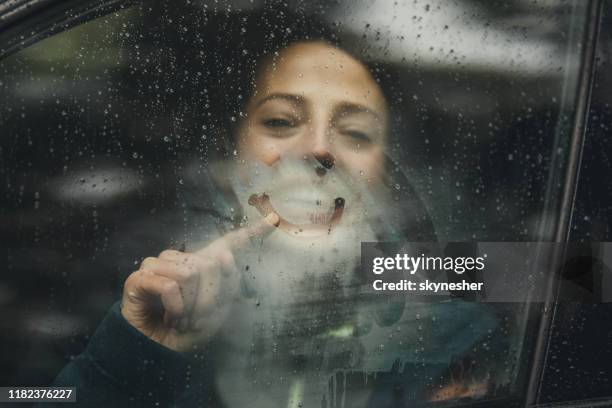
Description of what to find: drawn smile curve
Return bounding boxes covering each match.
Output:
[248,193,345,237]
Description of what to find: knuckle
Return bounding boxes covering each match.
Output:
[123,271,139,288]
[173,267,194,282]
[162,280,179,294]
[159,249,179,259]
[140,256,158,270]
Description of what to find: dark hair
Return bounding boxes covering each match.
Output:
[165,5,329,153]
[166,3,410,158]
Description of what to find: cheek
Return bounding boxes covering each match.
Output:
[336,146,385,183]
[236,126,283,166]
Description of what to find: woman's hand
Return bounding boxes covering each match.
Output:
[120,213,279,352]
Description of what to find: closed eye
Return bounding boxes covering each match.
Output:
[344,130,372,143]
[262,118,295,128]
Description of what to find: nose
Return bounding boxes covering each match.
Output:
[313,148,335,170]
[308,123,335,174]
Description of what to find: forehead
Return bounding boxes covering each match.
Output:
[253,42,388,113]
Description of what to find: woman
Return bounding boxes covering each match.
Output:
[52,7,492,407]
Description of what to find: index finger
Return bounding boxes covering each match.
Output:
[203,212,280,254]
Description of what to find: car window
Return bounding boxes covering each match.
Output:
[0,1,591,406]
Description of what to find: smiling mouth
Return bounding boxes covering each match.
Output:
[248,193,345,237]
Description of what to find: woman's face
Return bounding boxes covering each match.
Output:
[236,41,389,182]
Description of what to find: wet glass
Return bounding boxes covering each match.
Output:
[0,0,591,406]
[539,0,612,402]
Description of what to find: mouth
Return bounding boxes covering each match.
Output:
[248,193,345,237]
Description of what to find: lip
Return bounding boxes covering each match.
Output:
[248,193,345,237]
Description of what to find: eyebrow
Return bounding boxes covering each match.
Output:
[333,102,381,122]
[253,93,383,122]
[253,93,304,109]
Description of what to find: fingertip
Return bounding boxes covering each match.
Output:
[266,212,280,227]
